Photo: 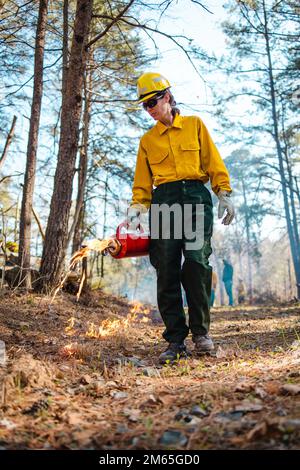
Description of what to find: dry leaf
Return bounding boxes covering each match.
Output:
[104,381,118,388]
[234,381,255,393]
[123,408,141,422]
[65,412,83,427]
[6,353,53,390]
[111,391,128,399]
[159,394,175,406]
[215,346,227,358]
[246,421,268,441]
[80,375,93,385]
[254,387,267,399]
[140,394,158,409]
[280,384,300,395]
[263,381,281,395]
[215,346,238,358]
[72,429,95,446]
[0,419,17,430]
[235,400,263,413]
[92,380,106,393]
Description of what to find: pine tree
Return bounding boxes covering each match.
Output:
[200,0,300,298]
[18,0,49,289]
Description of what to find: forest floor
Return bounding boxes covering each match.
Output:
[0,289,299,450]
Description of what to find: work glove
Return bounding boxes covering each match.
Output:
[126,206,141,231]
[217,190,235,225]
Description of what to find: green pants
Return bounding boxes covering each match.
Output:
[149,180,213,343]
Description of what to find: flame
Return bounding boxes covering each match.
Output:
[69,246,90,267]
[69,239,114,268]
[85,313,136,339]
[65,316,76,333]
[62,343,76,356]
[130,301,151,316]
[141,316,150,323]
[63,311,137,349]
[130,301,143,315]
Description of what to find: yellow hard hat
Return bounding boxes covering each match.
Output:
[137,72,171,103]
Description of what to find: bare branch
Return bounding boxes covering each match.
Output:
[107,0,136,57]
[191,1,213,14]
[4,55,62,98]
[222,91,272,104]
[0,115,17,171]
[0,172,22,184]
[31,206,45,240]
[116,16,207,84]
[87,0,135,50]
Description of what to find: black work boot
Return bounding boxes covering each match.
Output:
[159,342,189,364]
[192,334,214,354]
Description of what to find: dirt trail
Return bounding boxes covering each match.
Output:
[0,291,299,450]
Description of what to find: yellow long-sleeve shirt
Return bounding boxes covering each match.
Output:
[131,114,232,209]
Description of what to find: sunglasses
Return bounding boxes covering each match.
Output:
[142,93,166,110]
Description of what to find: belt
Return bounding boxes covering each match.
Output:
[156,179,204,189]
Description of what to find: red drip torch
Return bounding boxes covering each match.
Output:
[107,222,150,259]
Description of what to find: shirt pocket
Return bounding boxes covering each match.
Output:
[181,142,200,152]
[147,150,170,176]
[180,142,201,173]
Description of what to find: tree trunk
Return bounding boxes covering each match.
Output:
[294,176,300,208]
[72,203,85,254]
[287,257,293,299]
[18,0,48,289]
[14,196,19,243]
[39,0,93,289]
[0,115,17,171]
[262,0,300,299]
[62,0,69,98]
[100,173,109,278]
[281,102,300,267]
[241,177,253,302]
[70,56,92,253]
[213,250,224,306]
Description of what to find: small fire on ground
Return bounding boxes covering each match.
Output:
[129,301,151,323]
[62,301,152,356]
[85,315,136,339]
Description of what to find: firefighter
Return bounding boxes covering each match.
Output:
[127,72,234,364]
[222,259,234,306]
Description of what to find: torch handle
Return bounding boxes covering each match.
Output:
[116,221,144,238]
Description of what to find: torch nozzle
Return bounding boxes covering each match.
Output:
[101,238,121,256]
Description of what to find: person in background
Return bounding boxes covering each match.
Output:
[127,72,235,364]
[222,259,234,306]
[210,270,218,307]
[237,278,246,304]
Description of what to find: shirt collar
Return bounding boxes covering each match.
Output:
[156,114,183,135]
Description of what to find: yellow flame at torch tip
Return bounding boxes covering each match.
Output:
[51,238,114,303]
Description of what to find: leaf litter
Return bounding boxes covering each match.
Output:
[0,292,299,449]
